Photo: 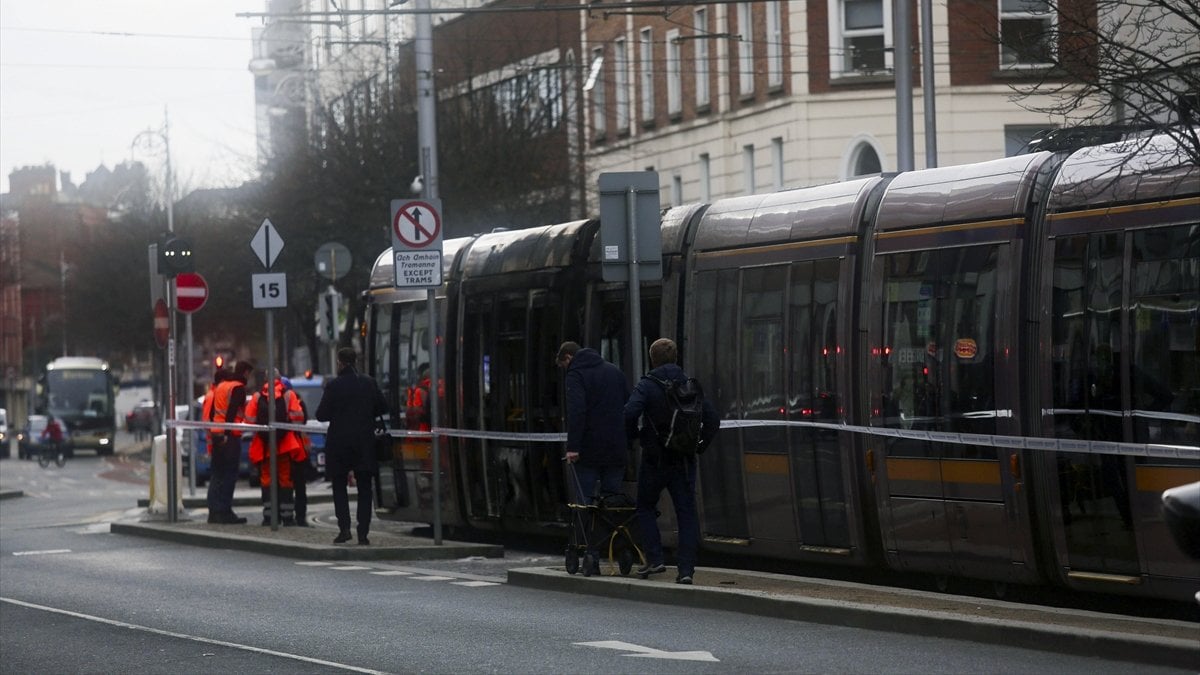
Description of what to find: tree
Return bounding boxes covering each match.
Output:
[1001,0,1199,163]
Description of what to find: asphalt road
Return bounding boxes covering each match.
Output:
[1,451,1194,674]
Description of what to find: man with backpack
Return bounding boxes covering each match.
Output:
[624,338,719,585]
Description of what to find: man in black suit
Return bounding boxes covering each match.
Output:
[316,347,388,545]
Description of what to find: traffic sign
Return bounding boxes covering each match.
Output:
[153,298,169,348]
[251,218,284,269]
[175,272,209,314]
[391,199,443,249]
[315,242,352,281]
[252,272,288,309]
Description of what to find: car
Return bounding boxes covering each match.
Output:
[125,400,158,433]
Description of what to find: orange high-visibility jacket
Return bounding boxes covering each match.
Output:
[246,380,305,463]
[210,379,246,436]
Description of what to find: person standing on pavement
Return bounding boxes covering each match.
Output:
[206,360,254,524]
[245,375,307,526]
[281,377,311,526]
[558,341,630,502]
[624,338,719,585]
[316,347,388,545]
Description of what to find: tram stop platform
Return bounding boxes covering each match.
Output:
[115,485,503,563]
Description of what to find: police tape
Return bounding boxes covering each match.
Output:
[166,418,1199,461]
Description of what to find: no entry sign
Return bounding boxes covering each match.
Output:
[176,272,209,314]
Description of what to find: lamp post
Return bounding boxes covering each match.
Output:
[131,107,182,521]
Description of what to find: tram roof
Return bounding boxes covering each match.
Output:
[1046,131,1200,213]
[875,152,1054,231]
[459,220,592,278]
[691,177,882,251]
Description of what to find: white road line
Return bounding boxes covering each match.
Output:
[410,575,454,581]
[370,571,413,576]
[451,581,499,587]
[0,597,390,675]
[12,549,72,556]
[294,561,335,566]
[329,565,371,571]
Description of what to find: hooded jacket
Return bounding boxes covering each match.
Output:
[564,348,631,468]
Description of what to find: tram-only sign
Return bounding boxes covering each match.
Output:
[394,250,442,288]
[390,198,444,289]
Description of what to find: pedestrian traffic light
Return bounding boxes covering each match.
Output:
[157,235,194,276]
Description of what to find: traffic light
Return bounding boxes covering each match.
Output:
[157,234,194,276]
[213,354,224,369]
[322,293,339,341]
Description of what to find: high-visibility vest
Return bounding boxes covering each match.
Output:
[201,385,216,441]
[210,380,245,436]
[247,381,305,462]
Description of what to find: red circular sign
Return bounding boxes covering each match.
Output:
[392,201,441,248]
[176,272,209,314]
[153,299,169,348]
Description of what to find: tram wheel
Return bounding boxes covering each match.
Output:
[618,549,634,576]
[565,548,580,575]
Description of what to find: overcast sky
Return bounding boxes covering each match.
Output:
[0,0,261,195]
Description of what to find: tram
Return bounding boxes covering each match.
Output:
[362,132,1199,601]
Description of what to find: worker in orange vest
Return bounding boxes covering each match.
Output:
[207,360,253,524]
[246,376,307,526]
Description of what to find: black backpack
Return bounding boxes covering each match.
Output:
[647,375,706,458]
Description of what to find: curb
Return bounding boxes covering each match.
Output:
[110,521,504,562]
[507,567,1200,670]
[0,489,23,500]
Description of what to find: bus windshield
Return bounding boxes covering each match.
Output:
[46,369,112,418]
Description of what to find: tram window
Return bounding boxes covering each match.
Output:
[878,246,1000,459]
[1051,233,1124,442]
[1130,225,1200,445]
[741,266,787,438]
[791,259,843,421]
[599,296,624,369]
[371,304,395,414]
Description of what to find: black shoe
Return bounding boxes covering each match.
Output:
[676,574,693,585]
[261,518,271,526]
[636,562,666,578]
[206,512,223,524]
[294,519,309,527]
[228,514,248,524]
[333,530,352,544]
[358,537,370,546]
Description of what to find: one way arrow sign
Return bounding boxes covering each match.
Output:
[574,641,719,662]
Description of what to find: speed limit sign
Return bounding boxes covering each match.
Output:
[252,272,288,309]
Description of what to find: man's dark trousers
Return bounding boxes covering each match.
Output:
[331,469,374,538]
[207,435,241,515]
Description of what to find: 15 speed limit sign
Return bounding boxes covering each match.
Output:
[252,272,288,309]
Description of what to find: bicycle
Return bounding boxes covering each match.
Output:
[37,441,66,468]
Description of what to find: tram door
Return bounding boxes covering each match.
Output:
[869,243,1035,582]
[1045,226,1200,584]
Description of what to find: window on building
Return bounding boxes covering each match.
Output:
[614,37,630,132]
[1004,124,1054,156]
[1000,0,1055,67]
[700,153,711,201]
[640,28,655,122]
[743,144,756,194]
[766,1,784,88]
[772,137,784,190]
[672,173,683,206]
[695,9,711,108]
[591,47,607,137]
[830,0,891,75]
[667,30,682,115]
[849,141,882,176]
[738,4,755,96]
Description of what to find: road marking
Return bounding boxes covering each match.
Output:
[0,597,390,675]
[294,561,335,566]
[329,565,371,571]
[451,581,499,587]
[410,575,454,581]
[576,640,719,662]
[370,571,413,576]
[12,549,72,556]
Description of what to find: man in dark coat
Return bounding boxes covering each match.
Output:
[558,341,630,502]
[624,337,719,585]
[316,347,388,545]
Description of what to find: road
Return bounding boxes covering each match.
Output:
[0,449,1192,675]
